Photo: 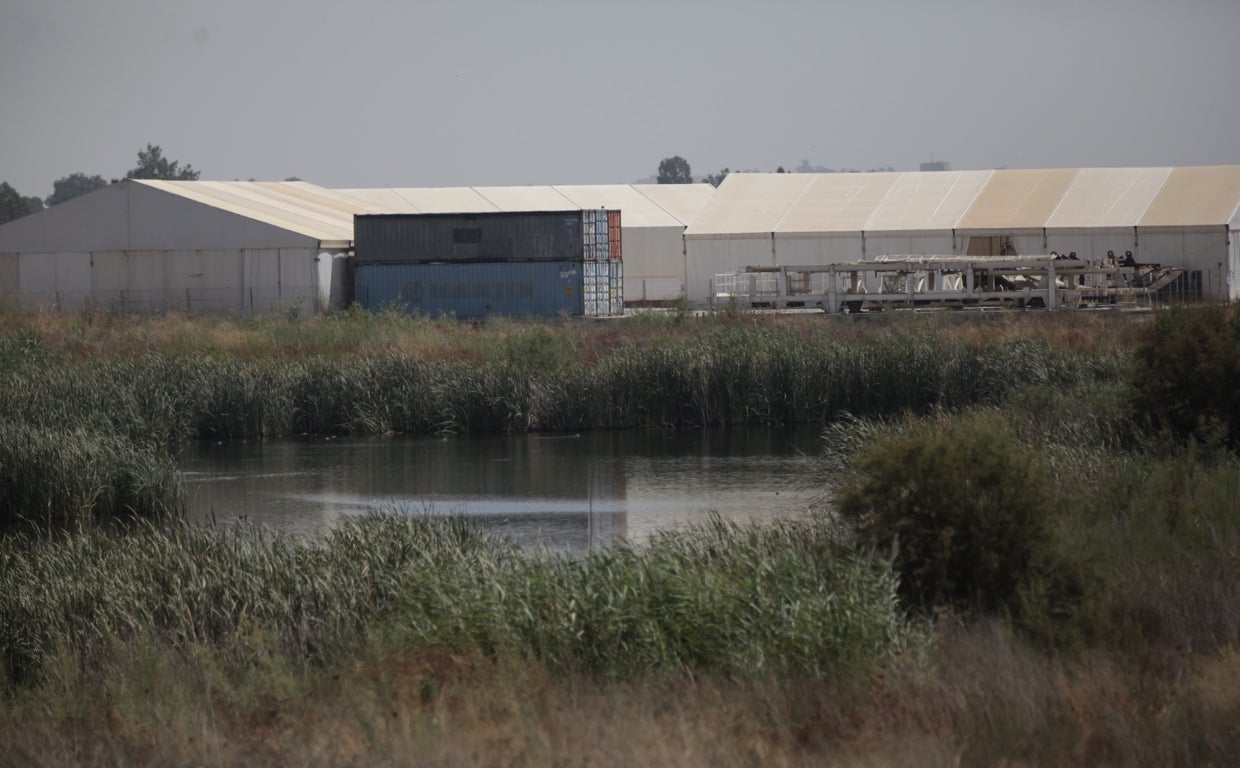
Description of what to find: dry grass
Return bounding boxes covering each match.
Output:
[0,303,1142,362]
[3,622,1237,767]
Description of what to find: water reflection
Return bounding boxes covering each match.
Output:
[179,427,824,551]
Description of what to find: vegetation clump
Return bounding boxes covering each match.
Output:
[0,423,182,522]
[834,413,1063,618]
[0,513,918,692]
[1130,303,1240,449]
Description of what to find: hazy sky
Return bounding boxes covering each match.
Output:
[3,0,1238,198]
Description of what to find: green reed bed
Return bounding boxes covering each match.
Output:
[384,513,917,679]
[0,513,920,693]
[0,423,183,524]
[0,515,496,689]
[0,324,1124,442]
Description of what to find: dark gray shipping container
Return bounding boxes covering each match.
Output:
[356,211,590,265]
[356,261,592,318]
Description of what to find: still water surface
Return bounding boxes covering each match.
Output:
[179,427,824,551]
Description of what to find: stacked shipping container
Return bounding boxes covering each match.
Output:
[353,211,623,318]
[582,209,624,316]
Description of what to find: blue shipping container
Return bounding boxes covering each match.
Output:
[355,261,586,318]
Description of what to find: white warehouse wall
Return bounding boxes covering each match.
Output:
[772,233,863,266]
[862,232,957,260]
[1137,228,1231,302]
[1,248,322,314]
[1231,230,1240,301]
[619,226,685,303]
[685,235,773,304]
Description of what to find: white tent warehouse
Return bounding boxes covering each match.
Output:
[0,179,369,314]
[0,180,714,313]
[684,165,1240,305]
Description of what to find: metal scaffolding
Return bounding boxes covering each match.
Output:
[710,255,1187,313]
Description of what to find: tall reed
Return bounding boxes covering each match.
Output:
[0,512,919,691]
[0,324,1126,441]
[0,423,183,524]
[385,512,918,679]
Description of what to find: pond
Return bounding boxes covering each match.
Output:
[179,426,826,552]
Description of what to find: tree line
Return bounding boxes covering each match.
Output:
[657,156,896,187]
[0,144,199,225]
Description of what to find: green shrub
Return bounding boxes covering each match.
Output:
[833,413,1063,618]
[1131,305,1240,449]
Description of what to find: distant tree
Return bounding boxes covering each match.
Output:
[45,172,108,206]
[284,176,303,182]
[796,159,836,173]
[775,166,787,173]
[702,168,731,187]
[657,156,693,185]
[0,182,40,224]
[125,143,200,181]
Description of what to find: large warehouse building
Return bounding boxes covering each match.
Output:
[0,180,713,314]
[0,179,367,314]
[684,166,1240,304]
[2,166,1237,314]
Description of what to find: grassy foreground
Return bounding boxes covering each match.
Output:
[1,304,1239,765]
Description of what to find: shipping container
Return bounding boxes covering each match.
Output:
[353,210,623,316]
[355,260,623,318]
[356,210,626,266]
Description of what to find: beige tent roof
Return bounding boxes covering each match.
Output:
[468,186,575,211]
[776,172,901,233]
[369,187,501,214]
[138,180,368,245]
[956,169,1079,230]
[337,184,714,226]
[333,188,423,212]
[865,170,993,232]
[553,185,686,228]
[630,184,717,226]
[686,174,814,235]
[1140,165,1240,227]
[1046,167,1172,228]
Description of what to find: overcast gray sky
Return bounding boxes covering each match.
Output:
[3,0,1238,199]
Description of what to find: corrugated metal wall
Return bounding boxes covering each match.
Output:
[355,261,585,318]
[356,212,586,264]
